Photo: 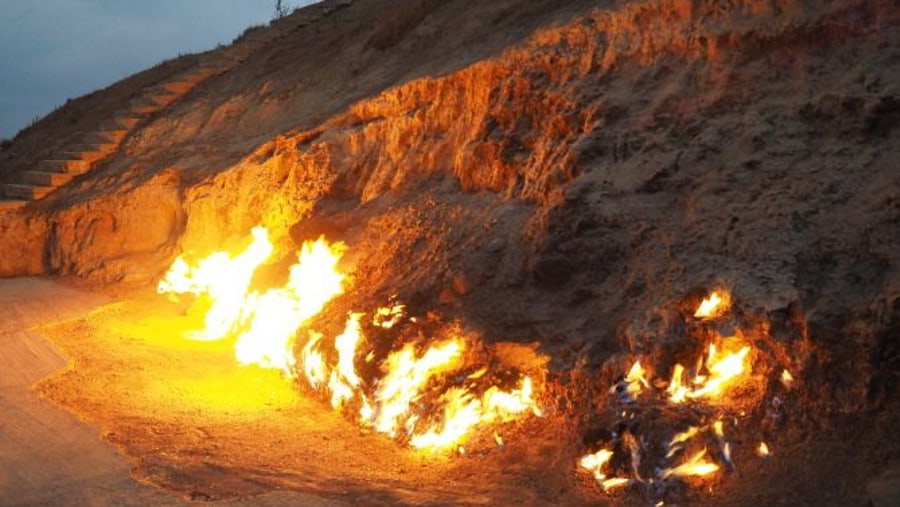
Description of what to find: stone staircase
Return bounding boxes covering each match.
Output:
[0,63,224,212]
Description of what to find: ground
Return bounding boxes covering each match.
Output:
[0,0,898,505]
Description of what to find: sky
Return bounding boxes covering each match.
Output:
[0,0,315,139]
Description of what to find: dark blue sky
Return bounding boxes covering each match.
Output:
[0,0,315,138]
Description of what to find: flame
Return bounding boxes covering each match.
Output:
[328,313,365,408]
[373,303,406,329]
[693,290,731,319]
[158,226,274,340]
[780,369,795,389]
[159,226,544,453]
[666,426,699,457]
[157,228,346,373]
[301,332,329,388]
[667,344,751,403]
[483,376,543,420]
[579,448,615,481]
[579,448,631,490]
[661,448,720,479]
[409,388,483,450]
[625,360,649,399]
[757,442,770,457]
[365,340,464,437]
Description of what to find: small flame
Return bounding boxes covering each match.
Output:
[328,313,365,408]
[694,290,731,319]
[301,332,329,389]
[483,376,543,420]
[601,477,631,491]
[623,360,649,399]
[579,448,615,481]
[667,426,699,457]
[757,442,770,457]
[661,448,720,479]
[373,303,406,329]
[713,420,732,465]
[667,345,751,403]
[780,369,795,389]
[579,448,631,490]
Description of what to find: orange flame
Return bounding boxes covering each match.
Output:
[667,344,750,403]
[661,448,719,479]
[159,226,544,453]
[693,290,731,319]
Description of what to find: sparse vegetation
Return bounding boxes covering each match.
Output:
[273,0,290,20]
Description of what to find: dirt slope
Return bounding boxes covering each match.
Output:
[0,0,898,505]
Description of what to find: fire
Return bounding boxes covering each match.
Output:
[157,229,346,372]
[780,369,795,389]
[757,441,770,457]
[158,226,544,454]
[693,290,731,319]
[667,344,751,403]
[624,360,649,399]
[365,340,464,437]
[661,449,719,479]
[158,226,274,341]
[373,302,405,329]
[579,449,631,491]
[328,313,364,408]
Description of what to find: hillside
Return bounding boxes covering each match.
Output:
[1,0,898,505]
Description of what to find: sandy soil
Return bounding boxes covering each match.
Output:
[0,277,345,506]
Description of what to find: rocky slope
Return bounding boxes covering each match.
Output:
[1,0,898,504]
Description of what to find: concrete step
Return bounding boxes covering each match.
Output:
[0,199,26,212]
[69,142,118,156]
[55,150,105,163]
[100,116,142,130]
[148,93,178,106]
[159,81,195,94]
[39,159,90,174]
[21,170,74,187]
[90,129,128,143]
[4,183,53,200]
[130,99,163,115]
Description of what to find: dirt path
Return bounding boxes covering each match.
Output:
[0,277,345,507]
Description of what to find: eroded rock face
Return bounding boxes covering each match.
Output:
[0,0,897,403]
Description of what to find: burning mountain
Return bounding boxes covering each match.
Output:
[1,0,898,505]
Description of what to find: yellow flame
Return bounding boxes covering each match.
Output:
[373,303,405,329]
[158,226,274,341]
[301,332,329,389]
[601,477,631,491]
[662,448,719,479]
[365,340,463,437]
[483,376,543,421]
[781,369,795,389]
[328,313,365,408]
[667,344,751,403]
[579,448,615,481]
[157,228,346,374]
[159,226,544,453]
[624,360,649,399]
[757,442,770,457]
[409,388,483,450]
[694,290,731,319]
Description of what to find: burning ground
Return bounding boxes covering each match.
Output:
[1,0,899,505]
